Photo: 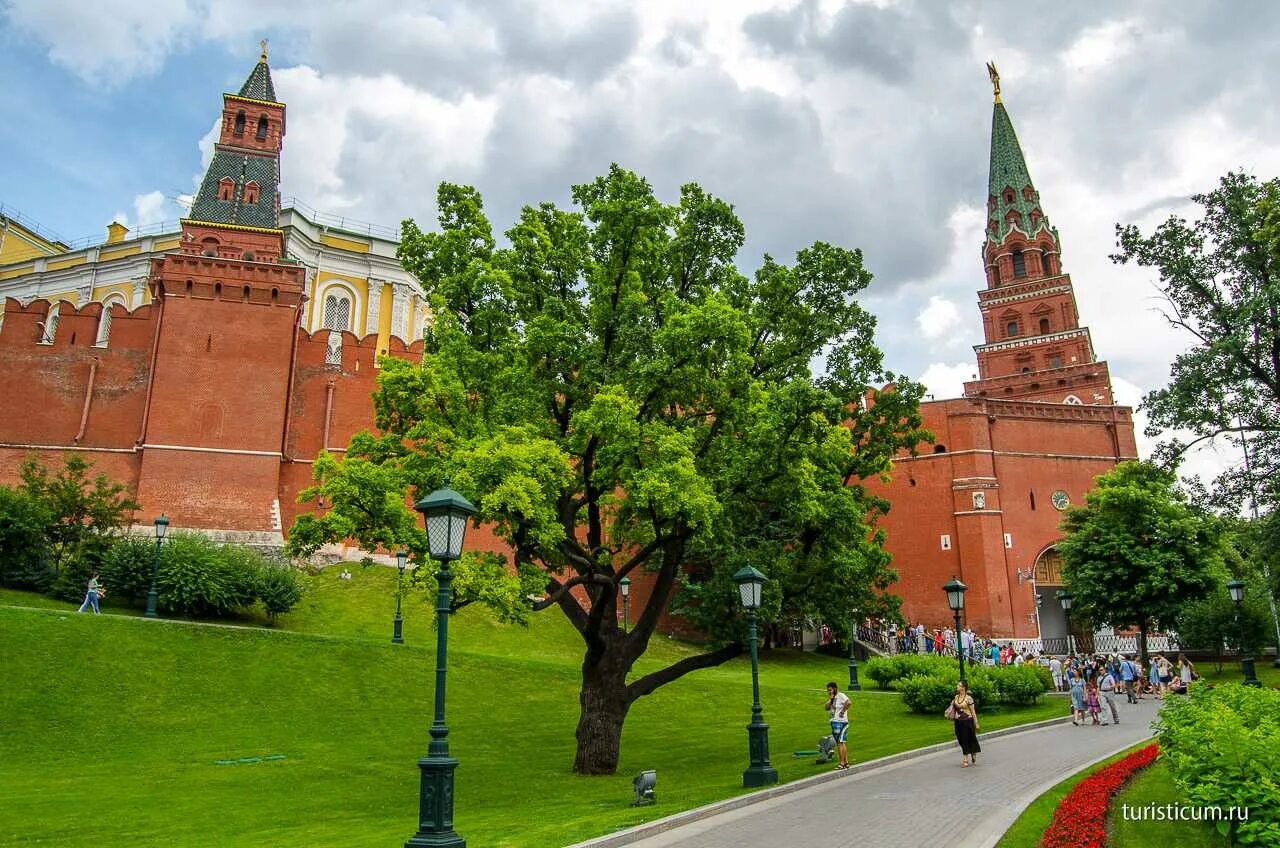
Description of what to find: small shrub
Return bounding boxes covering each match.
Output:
[864,653,959,689]
[99,536,157,603]
[0,486,52,589]
[256,561,304,624]
[895,674,957,714]
[990,664,1047,705]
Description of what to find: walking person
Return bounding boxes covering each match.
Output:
[1068,670,1086,725]
[1098,667,1120,725]
[824,681,851,771]
[1119,654,1138,703]
[948,681,981,767]
[1157,654,1173,696]
[1049,655,1063,692]
[1148,655,1162,699]
[1085,679,1102,725]
[76,573,104,614]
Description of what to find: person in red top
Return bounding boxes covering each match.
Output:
[933,629,944,654]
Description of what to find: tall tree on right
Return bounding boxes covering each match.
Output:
[1112,172,1280,507]
[1057,461,1224,666]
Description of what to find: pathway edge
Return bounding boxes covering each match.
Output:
[565,712,1075,848]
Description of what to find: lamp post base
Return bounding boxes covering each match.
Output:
[405,755,465,848]
[144,589,159,619]
[743,721,778,788]
[1241,656,1262,687]
[847,658,861,691]
[393,615,404,644]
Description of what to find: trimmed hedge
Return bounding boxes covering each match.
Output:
[877,658,1046,714]
[1157,683,1280,845]
[99,532,304,622]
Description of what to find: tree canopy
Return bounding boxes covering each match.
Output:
[1057,461,1225,663]
[287,166,927,773]
[1113,172,1280,508]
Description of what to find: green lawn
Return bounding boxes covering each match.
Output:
[1194,659,1280,689]
[993,742,1152,848]
[1,568,1064,847]
[1110,760,1229,848]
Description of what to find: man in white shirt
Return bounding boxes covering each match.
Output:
[1098,668,1120,725]
[1049,656,1063,692]
[825,681,851,770]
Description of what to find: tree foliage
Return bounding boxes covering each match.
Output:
[288,167,927,773]
[1057,461,1225,663]
[1113,172,1280,508]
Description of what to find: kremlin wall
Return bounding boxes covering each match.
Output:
[0,54,1137,643]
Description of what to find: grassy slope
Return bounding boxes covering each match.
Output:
[1,568,1063,847]
[1110,760,1228,848]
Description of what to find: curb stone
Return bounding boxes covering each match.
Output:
[565,713,1075,848]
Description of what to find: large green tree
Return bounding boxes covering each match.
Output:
[1057,461,1224,665]
[1112,172,1280,508]
[287,167,926,774]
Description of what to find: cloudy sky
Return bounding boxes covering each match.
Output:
[4,0,1280,481]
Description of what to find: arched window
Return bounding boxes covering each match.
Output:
[1012,249,1027,278]
[218,178,235,201]
[242,181,260,205]
[40,302,60,344]
[1063,394,1083,405]
[323,291,353,366]
[256,115,269,140]
[201,236,219,257]
[1006,320,1019,338]
[234,110,246,135]
[96,296,126,347]
[1039,317,1050,334]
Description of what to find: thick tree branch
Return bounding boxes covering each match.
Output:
[625,641,743,702]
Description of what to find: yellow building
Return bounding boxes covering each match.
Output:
[0,199,428,355]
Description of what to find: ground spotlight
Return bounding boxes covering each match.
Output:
[632,770,656,806]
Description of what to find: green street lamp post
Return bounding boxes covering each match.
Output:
[847,615,861,691]
[406,484,477,848]
[1226,579,1262,688]
[620,577,631,633]
[944,577,968,686]
[733,565,778,789]
[144,514,169,619]
[1056,590,1075,656]
[392,550,408,645]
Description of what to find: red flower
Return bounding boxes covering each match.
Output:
[1040,744,1159,848]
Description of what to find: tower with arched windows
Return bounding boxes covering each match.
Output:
[962,73,1114,407]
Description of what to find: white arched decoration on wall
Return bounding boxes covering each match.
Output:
[311,279,362,333]
[39,301,63,344]
[1063,394,1083,405]
[96,294,127,347]
[321,286,354,367]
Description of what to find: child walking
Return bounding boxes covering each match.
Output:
[1085,680,1101,725]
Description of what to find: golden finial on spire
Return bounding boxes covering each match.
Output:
[986,61,1001,103]
[260,39,269,62]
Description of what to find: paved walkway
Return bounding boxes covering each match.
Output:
[614,697,1161,848]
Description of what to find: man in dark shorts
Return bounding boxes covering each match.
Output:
[825,681,851,770]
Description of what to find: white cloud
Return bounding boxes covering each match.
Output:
[919,362,974,400]
[4,0,196,83]
[915,295,962,342]
[132,190,168,226]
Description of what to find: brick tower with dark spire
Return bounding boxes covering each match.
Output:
[963,65,1114,406]
[135,44,308,531]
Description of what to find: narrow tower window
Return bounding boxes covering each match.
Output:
[218,178,235,202]
[1039,317,1050,334]
[234,110,246,135]
[243,181,260,205]
[256,115,269,140]
[1006,320,1018,337]
[1012,249,1027,278]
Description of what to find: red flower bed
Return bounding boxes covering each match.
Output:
[1040,743,1159,848]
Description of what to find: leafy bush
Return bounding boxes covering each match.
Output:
[98,537,157,603]
[1157,684,1280,845]
[864,654,960,689]
[256,560,304,624]
[892,667,997,714]
[0,486,52,589]
[989,664,1048,705]
[895,674,957,714]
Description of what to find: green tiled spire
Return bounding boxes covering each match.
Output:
[188,150,279,228]
[238,41,277,102]
[986,90,1051,245]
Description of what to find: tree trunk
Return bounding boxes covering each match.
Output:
[572,652,632,775]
